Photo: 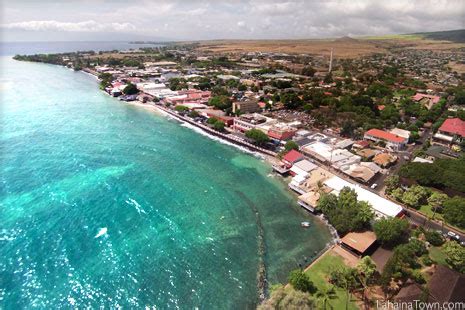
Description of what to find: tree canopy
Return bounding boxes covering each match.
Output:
[399,158,465,194]
[317,187,373,235]
[288,269,316,293]
[443,196,465,229]
[123,83,138,95]
[245,129,270,146]
[373,217,409,246]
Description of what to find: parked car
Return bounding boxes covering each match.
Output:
[370,183,378,189]
[447,231,460,240]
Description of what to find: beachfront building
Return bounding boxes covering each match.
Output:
[267,123,297,141]
[290,159,317,176]
[297,191,321,213]
[432,117,465,147]
[282,150,304,168]
[233,113,276,133]
[363,128,408,151]
[165,90,211,106]
[340,231,378,257]
[324,176,404,218]
[137,82,176,98]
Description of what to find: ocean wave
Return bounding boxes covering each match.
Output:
[125,198,146,215]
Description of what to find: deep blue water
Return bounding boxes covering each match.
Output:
[0,42,332,308]
[1,41,162,56]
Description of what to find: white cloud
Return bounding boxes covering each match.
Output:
[2,0,464,41]
[1,20,136,32]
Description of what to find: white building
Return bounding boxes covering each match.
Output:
[324,176,404,218]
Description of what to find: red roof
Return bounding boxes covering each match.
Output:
[439,118,465,137]
[282,150,303,164]
[411,93,440,104]
[365,128,406,143]
[377,105,386,111]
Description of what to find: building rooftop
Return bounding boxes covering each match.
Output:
[324,176,403,217]
[341,231,377,254]
[282,150,304,164]
[365,128,406,143]
[438,118,465,137]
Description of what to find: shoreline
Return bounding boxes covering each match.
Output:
[83,67,338,298]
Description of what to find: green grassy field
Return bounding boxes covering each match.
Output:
[429,246,448,266]
[304,252,359,310]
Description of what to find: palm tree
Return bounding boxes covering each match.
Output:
[316,285,337,309]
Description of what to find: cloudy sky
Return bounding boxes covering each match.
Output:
[1,0,464,41]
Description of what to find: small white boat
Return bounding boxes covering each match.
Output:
[301,221,310,228]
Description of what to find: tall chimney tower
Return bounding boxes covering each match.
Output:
[329,48,333,73]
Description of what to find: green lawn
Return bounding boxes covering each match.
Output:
[419,205,443,220]
[304,252,359,310]
[429,246,447,266]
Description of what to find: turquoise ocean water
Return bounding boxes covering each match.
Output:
[0,51,331,308]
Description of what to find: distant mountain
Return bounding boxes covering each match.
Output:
[412,29,465,43]
[335,36,359,43]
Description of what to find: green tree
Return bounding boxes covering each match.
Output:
[258,285,314,310]
[443,241,465,273]
[208,95,232,111]
[288,269,316,293]
[315,286,336,310]
[402,185,429,209]
[206,117,218,125]
[427,192,448,215]
[424,231,444,246]
[330,267,359,309]
[301,66,316,77]
[174,105,189,113]
[284,140,299,152]
[245,129,270,145]
[443,197,465,229]
[317,188,373,235]
[391,188,404,202]
[373,217,409,246]
[281,92,303,109]
[356,256,377,307]
[213,120,225,132]
[384,175,400,194]
[123,83,138,95]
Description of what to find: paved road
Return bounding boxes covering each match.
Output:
[405,207,464,243]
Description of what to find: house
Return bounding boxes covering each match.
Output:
[340,231,377,257]
[433,118,465,146]
[394,283,426,303]
[282,150,304,168]
[389,128,411,141]
[364,128,408,151]
[411,93,441,110]
[428,265,465,303]
[352,140,370,150]
[373,153,397,168]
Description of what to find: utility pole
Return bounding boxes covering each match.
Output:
[328,48,333,73]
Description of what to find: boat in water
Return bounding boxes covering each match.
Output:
[301,221,310,228]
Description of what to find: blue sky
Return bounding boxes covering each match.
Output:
[2,0,464,41]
